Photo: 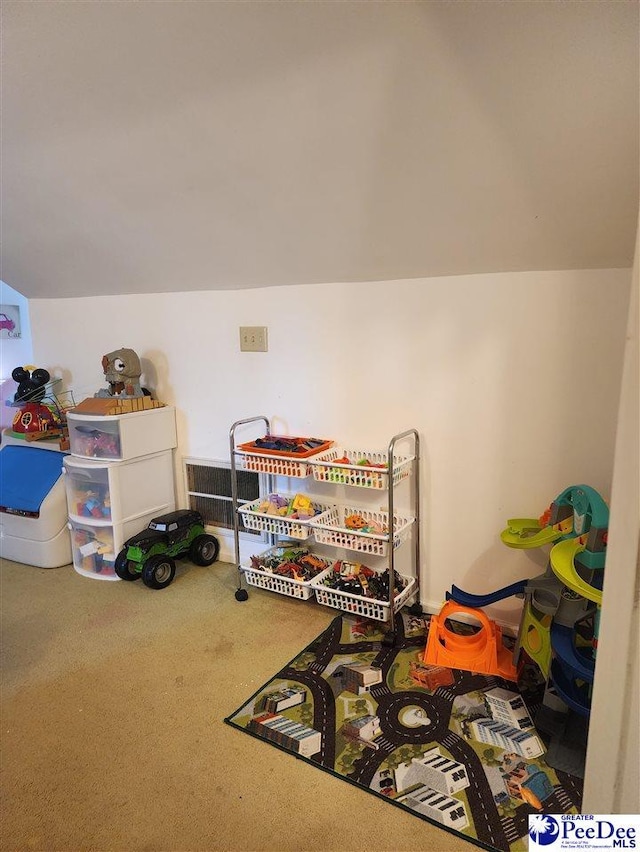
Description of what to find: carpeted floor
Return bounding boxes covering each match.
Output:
[2,557,474,852]
[226,613,583,852]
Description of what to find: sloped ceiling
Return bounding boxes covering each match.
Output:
[2,1,638,299]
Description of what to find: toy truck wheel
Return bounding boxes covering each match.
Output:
[189,534,220,566]
[115,550,141,581]
[142,555,176,589]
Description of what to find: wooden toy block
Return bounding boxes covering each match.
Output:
[70,397,165,416]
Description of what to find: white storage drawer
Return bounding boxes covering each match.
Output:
[67,407,177,461]
[68,518,120,580]
[64,463,112,520]
[63,452,176,525]
[68,504,174,581]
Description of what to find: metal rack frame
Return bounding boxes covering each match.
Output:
[229,416,421,642]
[229,415,272,601]
[384,428,420,644]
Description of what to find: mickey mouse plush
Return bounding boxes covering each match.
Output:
[12,366,51,404]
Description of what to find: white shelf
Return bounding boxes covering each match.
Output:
[308,505,414,557]
[229,418,420,630]
[308,446,414,490]
[238,494,335,540]
[311,574,418,622]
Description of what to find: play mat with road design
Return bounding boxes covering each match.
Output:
[225,612,583,852]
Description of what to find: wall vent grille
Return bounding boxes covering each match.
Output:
[183,457,266,540]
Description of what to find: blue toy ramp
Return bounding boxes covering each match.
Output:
[550,623,595,682]
[446,580,528,608]
[0,445,66,514]
[550,659,591,717]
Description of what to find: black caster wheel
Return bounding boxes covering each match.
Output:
[235,588,249,601]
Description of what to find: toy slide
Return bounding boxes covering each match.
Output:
[423,601,518,681]
[550,623,595,682]
[446,579,528,608]
[500,518,563,549]
[550,537,602,605]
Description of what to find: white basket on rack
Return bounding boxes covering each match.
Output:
[311,574,417,621]
[308,505,414,557]
[238,496,335,540]
[240,547,333,600]
[309,447,414,490]
[237,452,313,478]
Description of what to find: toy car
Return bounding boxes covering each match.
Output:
[114,509,219,589]
[0,313,15,332]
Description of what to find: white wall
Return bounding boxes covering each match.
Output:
[30,268,631,623]
[0,280,33,428]
[583,227,639,814]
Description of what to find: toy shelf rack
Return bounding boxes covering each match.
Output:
[229,416,422,645]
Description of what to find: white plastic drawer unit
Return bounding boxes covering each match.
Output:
[68,518,120,580]
[68,510,172,581]
[63,452,176,526]
[66,406,177,461]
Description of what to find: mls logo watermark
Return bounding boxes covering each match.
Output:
[529,815,560,846]
[529,815,639,850]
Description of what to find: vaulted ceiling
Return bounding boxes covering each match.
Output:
[2,1,638,299]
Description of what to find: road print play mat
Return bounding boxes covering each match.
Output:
[225,612,583,852]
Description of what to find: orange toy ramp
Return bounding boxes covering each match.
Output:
[424,601,518,681]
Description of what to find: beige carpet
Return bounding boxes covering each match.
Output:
[1,557,470,852]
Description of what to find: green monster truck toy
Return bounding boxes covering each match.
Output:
[115,509,219,589]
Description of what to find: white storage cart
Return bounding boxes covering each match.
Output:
[229,416,421,645]
[63,407,177,579]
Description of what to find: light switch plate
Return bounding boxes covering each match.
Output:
[239,326,268,352]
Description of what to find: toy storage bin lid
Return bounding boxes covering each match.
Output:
[0,445,67,514]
